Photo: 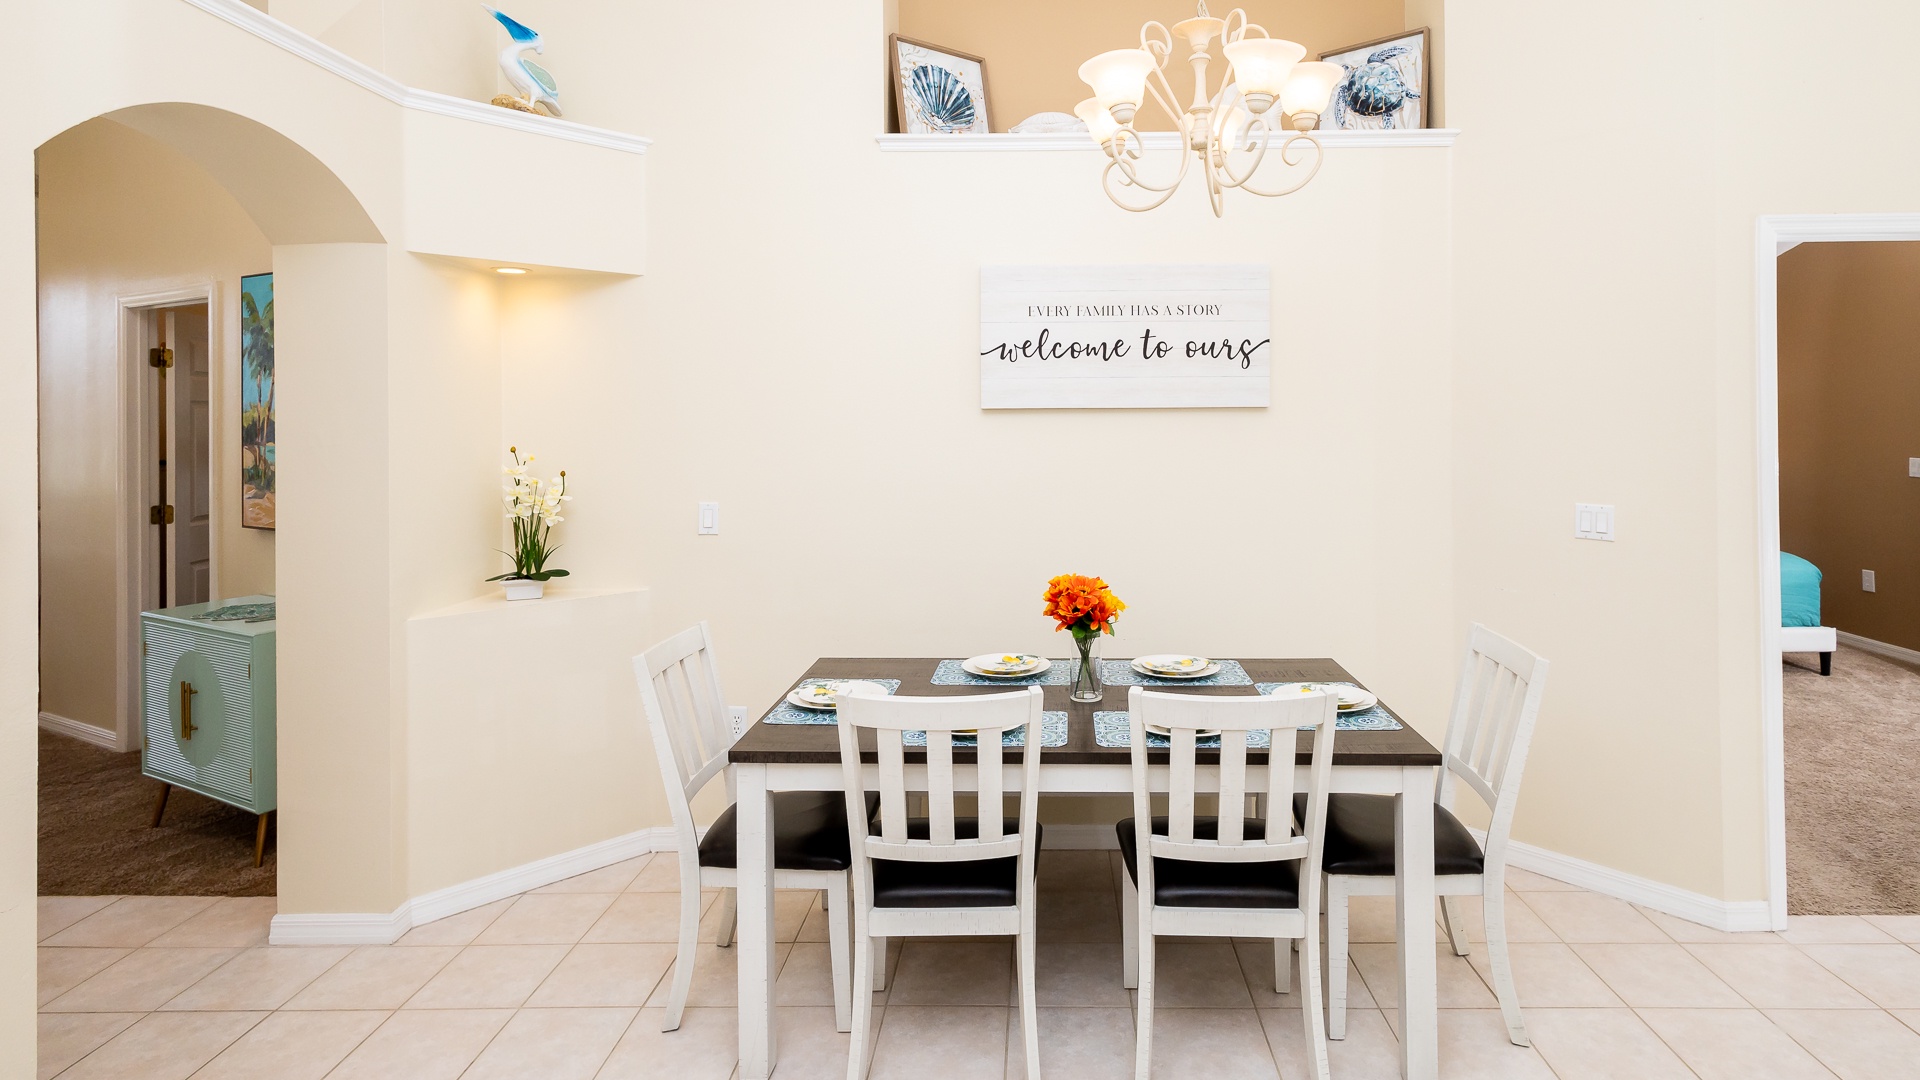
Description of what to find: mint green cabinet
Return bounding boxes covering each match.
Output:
[140,595,277,817]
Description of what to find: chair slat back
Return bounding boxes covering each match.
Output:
[1438,625,1550,863]
[1128,688,1338,870]
[836,688,1044,868]
[633,624,735,845]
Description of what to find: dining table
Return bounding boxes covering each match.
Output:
[726,656,1445,1080]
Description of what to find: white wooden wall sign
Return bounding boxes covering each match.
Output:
[979,264,1271,409]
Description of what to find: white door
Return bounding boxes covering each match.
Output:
[164,305,212,605]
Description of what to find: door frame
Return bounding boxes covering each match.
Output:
[1755,213,1920,929]
[113,283,218,752]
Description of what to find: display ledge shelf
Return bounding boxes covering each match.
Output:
[183,0,650,155]
[878,129,1456,152]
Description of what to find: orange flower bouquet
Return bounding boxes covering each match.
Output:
[1044,573,1126,702]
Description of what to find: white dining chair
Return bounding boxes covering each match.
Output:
[1316,624,1550,1046]
[634,623,864,1034]
[835,685,1045,1080]
[1119,686,1339,1080]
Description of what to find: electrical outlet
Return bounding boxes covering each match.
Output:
[1863,569,1877,593]
[728,705,748,735]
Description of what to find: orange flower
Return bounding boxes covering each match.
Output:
[1043,573,1126,636]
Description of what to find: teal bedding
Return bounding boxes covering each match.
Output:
[1781,553,1823,628]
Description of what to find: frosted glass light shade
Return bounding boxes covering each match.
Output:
[1281,61,1345,118]
[1222,38,1305,97]
[1074,97,1123,146]
[1078,49,1156,117]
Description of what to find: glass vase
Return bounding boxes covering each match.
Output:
[1069,630,1103,703]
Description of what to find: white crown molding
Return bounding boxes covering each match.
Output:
[269,825,683,945]
[1764,212,1920,251]
[176,0,650,155]
[1474,829,1772,934]
[39,711,126,751]
[1837,631,1920,667]
[877,128,1458,152]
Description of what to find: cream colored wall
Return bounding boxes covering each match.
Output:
[36,118,276,737]
[1778,242,1920,653]
[1447,0,1920,902]
[490,0,1461,804]
[269,0,495,101]
[895,0,1408,132]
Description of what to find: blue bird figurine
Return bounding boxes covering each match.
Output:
[486,7,562,117]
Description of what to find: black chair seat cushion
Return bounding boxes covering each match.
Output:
[698,791,880,874]
[872,818,1042,909]
[1293,793,1486,877]
[1116,817,1300,910]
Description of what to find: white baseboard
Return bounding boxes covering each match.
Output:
[1837,631,1920,667]
[270,824,682,945]
[40,711,124,751]
[1482,831,1772,933]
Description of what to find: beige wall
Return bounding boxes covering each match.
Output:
[36,118,278,737]
[896,0,1409,132]
[1779,241,1920,653]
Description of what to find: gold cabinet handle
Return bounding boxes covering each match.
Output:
[179,681,199,741]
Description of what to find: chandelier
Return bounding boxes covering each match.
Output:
[1074,2,1344,216]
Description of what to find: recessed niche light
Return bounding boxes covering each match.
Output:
[493,266,528,275]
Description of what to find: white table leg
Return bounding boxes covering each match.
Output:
[735,763,778,1079]
[1396,765,1438,1080]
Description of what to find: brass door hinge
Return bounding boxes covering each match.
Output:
[150,505,175,525]
[149,347,174,369]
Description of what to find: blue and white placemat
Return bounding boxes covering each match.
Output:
[1092,712,1274,748]
[899,711,1069,748]
[931,659,1074,687]
[761,679,903,725]
[1099,658,1253,687]
[1255,682,1403,731]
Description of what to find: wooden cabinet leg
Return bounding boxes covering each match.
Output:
[150,783,172,828]
[255,812,272,867]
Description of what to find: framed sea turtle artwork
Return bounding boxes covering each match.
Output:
[890,35,992,135]
[239,272,275,530]
[1318,28,1428,132]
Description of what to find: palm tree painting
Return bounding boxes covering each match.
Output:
[240,272,275,529]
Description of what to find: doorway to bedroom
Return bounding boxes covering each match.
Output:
[1774,238,1920,917]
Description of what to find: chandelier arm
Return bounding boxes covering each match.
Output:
[1222,8,1250,44]
[1140,20,1173,63]
[1231,132,1325,198]
[1101,155,1187,213]
[1106,134,1187,194]
[1214,114,1276,188]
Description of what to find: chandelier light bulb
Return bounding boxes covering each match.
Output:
[1279,61,1345,125]
[1221,37,1304,105]
[1078,48,1157,124]
[1075,97,1124,147]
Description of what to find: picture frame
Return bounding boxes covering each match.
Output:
[1318,28,1428,132]
[239,271,275,531]
[889,34,992,135]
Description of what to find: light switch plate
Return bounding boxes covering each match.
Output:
[1863,569,1877,593]
[1574,503,1615,541]
[1910,457,1920,478]
[698,501,719,535]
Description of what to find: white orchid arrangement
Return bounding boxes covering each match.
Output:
[489,446,572,583]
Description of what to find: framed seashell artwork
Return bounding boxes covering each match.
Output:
[1318,28,1429,132]
[890,35,992,135]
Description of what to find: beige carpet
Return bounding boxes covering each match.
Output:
[1785,644,1920,914]
[38,730,274,896]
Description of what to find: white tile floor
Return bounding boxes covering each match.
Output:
[36,851,1920,1079]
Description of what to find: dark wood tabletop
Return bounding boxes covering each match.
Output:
[728,658,1440,767]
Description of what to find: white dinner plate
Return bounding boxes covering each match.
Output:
[1144,722,1224,739]
[1131,655,1221,680]
[962,654,1050,679]
[786,679,890,711]
[1266,682,1378,712]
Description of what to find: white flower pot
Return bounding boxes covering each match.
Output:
[502,577,545,601]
